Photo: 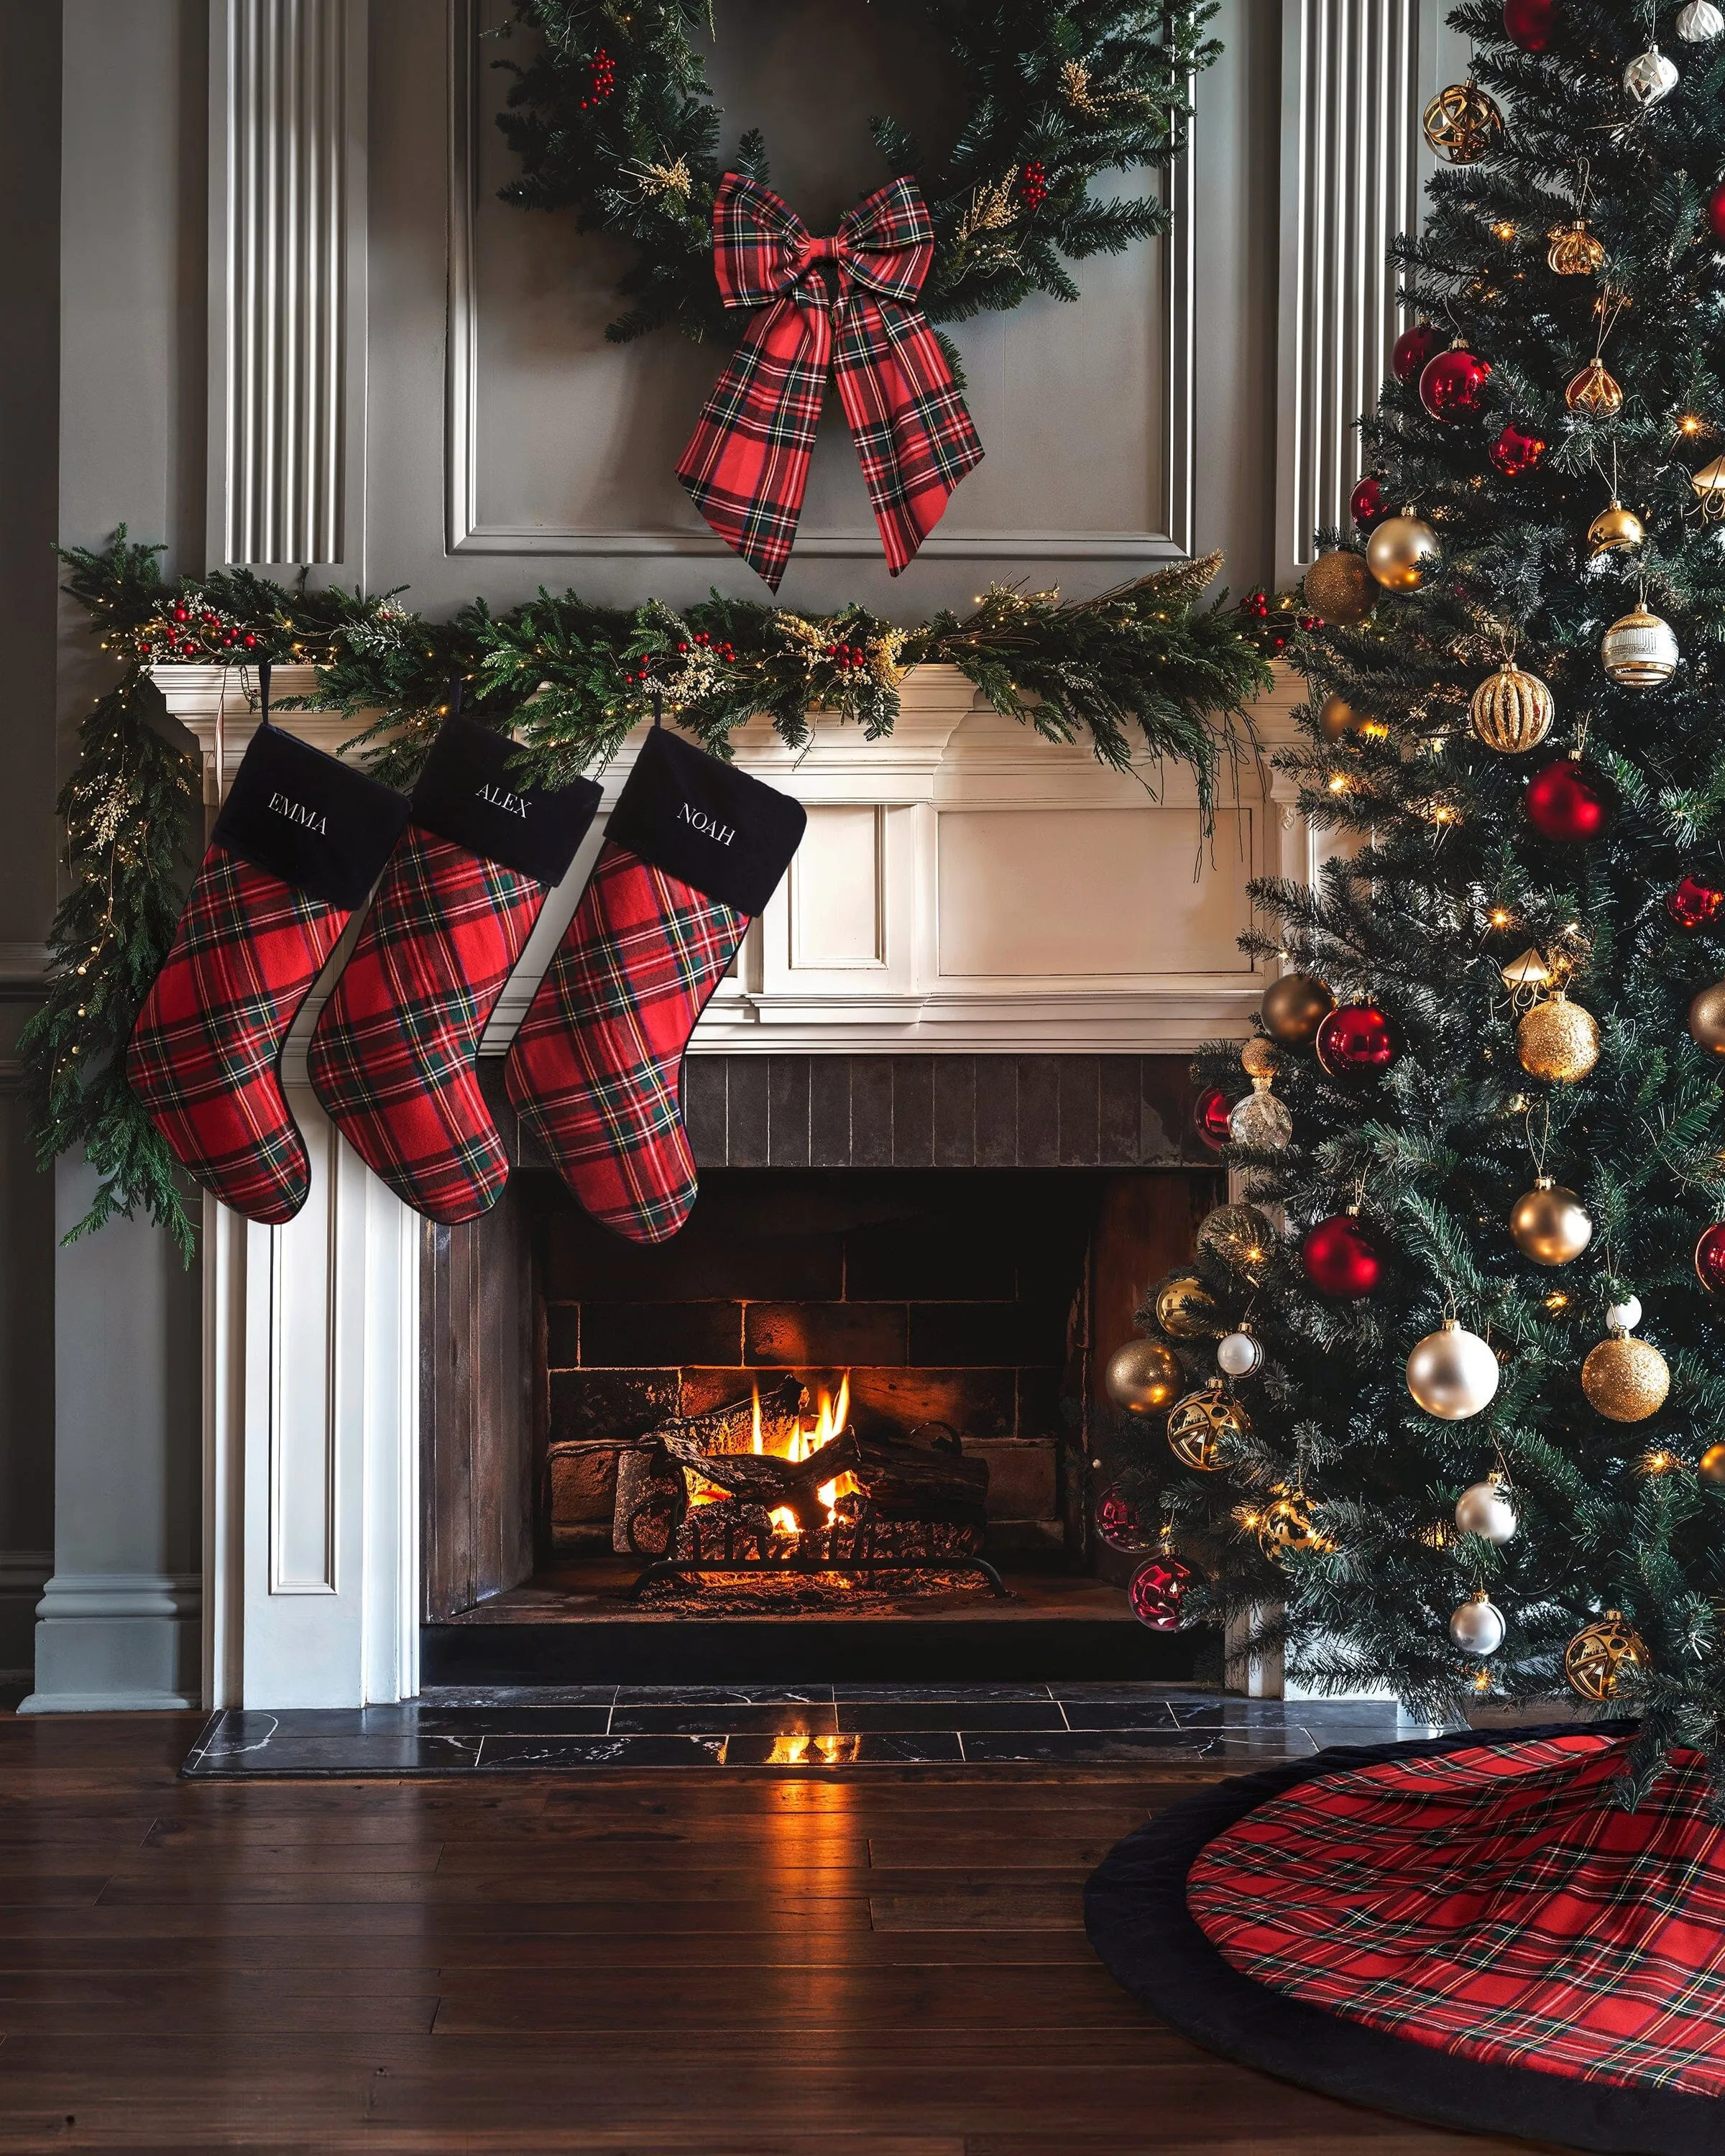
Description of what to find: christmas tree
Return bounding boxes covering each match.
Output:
[1113,0,1725,1787]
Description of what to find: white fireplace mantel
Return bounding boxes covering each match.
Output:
[149,659,1317,1708]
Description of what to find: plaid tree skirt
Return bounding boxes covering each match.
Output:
[1086,1726,1725,2155]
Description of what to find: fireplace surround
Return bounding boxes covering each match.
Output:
[155,660,1309,1708]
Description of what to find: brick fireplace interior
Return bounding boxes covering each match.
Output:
[420,1054,1222,1682]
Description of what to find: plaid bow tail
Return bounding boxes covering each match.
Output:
[676,175,983,591]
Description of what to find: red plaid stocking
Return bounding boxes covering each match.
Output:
[505,727,804,1245]
[307,719,599,1223]
[126,719,410,1225]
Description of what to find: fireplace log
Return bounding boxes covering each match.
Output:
[663,1429,859,1531]
[851,1435,989,1526]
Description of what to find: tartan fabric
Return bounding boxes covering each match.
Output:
[126,845,346,1225]
[503,842,745,1244]
[307,827,546,1224]
[676,172,983,590]
[1187,1731,1725,2098]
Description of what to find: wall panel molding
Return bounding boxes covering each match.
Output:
[209,0,367,569]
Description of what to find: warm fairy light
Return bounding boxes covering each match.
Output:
[1491,219,1516,241]
[1327,772,1353,793]
[1545,1289,1570,1312]
[1472,1667,1493,1695]
[1359,719,1390,740]
[1490,908,1514,928]
[1639,1449,1682,1477]
[1680,413,1706,436]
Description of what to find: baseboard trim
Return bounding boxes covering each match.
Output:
[34,1572,202,1621]
[18,1690,198,1715]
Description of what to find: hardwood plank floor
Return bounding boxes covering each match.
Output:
[0,1709,1555,2152]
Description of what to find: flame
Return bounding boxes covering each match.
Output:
[751,1383,764,1455]
[768,1506,800,1536]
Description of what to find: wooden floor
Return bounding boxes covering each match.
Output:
[0,1708,1550,2154]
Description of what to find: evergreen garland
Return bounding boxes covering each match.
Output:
[493,1,1222,350]
[31,533,1271,1253]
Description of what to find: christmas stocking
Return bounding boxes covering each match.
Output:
[307,718,599,1223]
[126,719,411,1225]
[505,725,805,1244]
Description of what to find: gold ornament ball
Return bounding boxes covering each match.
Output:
[1197,1204,1276,1273]
[1105,1337,1184,1416]
[1262,972,1335,1046]
[1257,1487,1322,1556]
[1303,552,1376,626]
[1317,691,1361,741]
[1509,1179,1593,1266]
[1366,514,1443,592]
[1470,661,1554,754]
[1516,993,1599,1084]
[1166,1382,1250,1473]
[1563,1611,1648,1702]
[1688,978,1725,1056]
[1601,607,1678,688]
[1240,1036,1279,1080]
[1586,499,1645,557]
[1547,220,1606,276]
[1421,80,1504,163]
[1693,455,1725,521]
[1153,1273,1222,1341]
[1701,1442,1725,1486]
[1581,1335,1670,1422]
[1565,359,1624,416]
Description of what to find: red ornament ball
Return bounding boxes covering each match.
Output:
[1524,756,1612,843]
[1128,1554,1195,1632]
[1300,1213,1384,1299]
[1697,1222,1725,1294]
[1350,475,1388,530]
[1315,1003,1397,1077]
[1096,1486,1148,1550]
[1489,422,1547,476]
[1709,181,1725,244]
[1419,346,1492,420]
[1392,321,1443,384]
[1669,876,1725,931]
[1192,1086,1233,1152]
[1503,0,1558,51]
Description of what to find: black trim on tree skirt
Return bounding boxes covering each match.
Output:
[1084,1722,1725,2156]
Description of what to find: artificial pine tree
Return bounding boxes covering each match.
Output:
[1113,0,1725,1787]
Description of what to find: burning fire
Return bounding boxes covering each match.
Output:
[764,1374,856,1534]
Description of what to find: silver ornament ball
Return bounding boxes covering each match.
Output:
[1606,1296,1643,1334]
[1623,43,1679,106]
[1601,607,1679,688]
[1454,1477,1518,1544]
[1228,1084,1294,1151]
[1407,1319,1501,1420]
[1678,1,1723,43]
[1216,1329,1264,1379]
[1449,1593,1506,1656]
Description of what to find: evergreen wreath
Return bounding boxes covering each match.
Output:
[494,1,1223,350]
[28,533,1271,1254]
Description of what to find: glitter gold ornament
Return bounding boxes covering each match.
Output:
[1565,359,1624,415]
[1422,80,1504,163]
[1303,551,1376,625]
[1167,1382,1249,1473]
[1601,607,1678,687]
[1563,1610,1647,1701]
[1508,1179,1593,1265]
[1105,1338,1183,1415]
[1516,992,1600,1082]
[1261,972,1335,1046]
[1366,512,1443,592]
[1547,220,1606,275]
[1581,1334,1670,1423]
[1196,1204,1276,1273]
[1688,977,1725,1056]
[1470,660,1554,753]
[1153,1273,1222,1340]
[1239,1037,1278,1079]
[1586,499,1645,556]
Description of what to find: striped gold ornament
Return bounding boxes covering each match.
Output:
[1470,660,1554,753]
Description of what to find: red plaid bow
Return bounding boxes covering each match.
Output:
[676,173,983,591]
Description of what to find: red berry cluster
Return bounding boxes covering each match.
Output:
[142,602,260,658]
[824,640,870,672]
[579,48,615,109]
[1019,160,1048,211]
[689,629,736,661]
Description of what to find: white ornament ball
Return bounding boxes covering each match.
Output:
[1454,1478,1518,1544]
[1407,1319,1500,1420]
[1449,1593,1506,1656]
[1678,1,1724,43]
[1624,44,1678,106]
[1217,1329,1264,1379]
[1228,1086,1294,1151]
[1606,1296,1643,1335]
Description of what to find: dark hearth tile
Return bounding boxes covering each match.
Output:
[613,1685,833,1705]
[402,1706,613,1736]
[610,1704,840,1736]
[549,1368,681,1445]
[847,1367,1015,1441]
[544,1303,579,1370]
[767,1058,811,1167]
[724,1731,965,1766]
[932,1057,975,1167]
[958,1728,1318,1765]
[1015,1057,1060,1167]
[419,1685,619,1708]
[832,1683,1053,1703]
[836,1701,1066,1733]
[891,1057,934,1167]
[745,1301,907,1367]
[1099,1059,1145,1165]
[581,1302,744,1368]
[188,1732,485,1775]
[476,1736,726,1770]
[910,1302,1064,1367]
[1057,1056,1100,1166]
[1057,1700,1191,1731]
[974,1058,1018,1166]
[684,1056,729,1166]
[850,1058,895,1168]
[809,1058,852,1166]
[725,1060,770,1168]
